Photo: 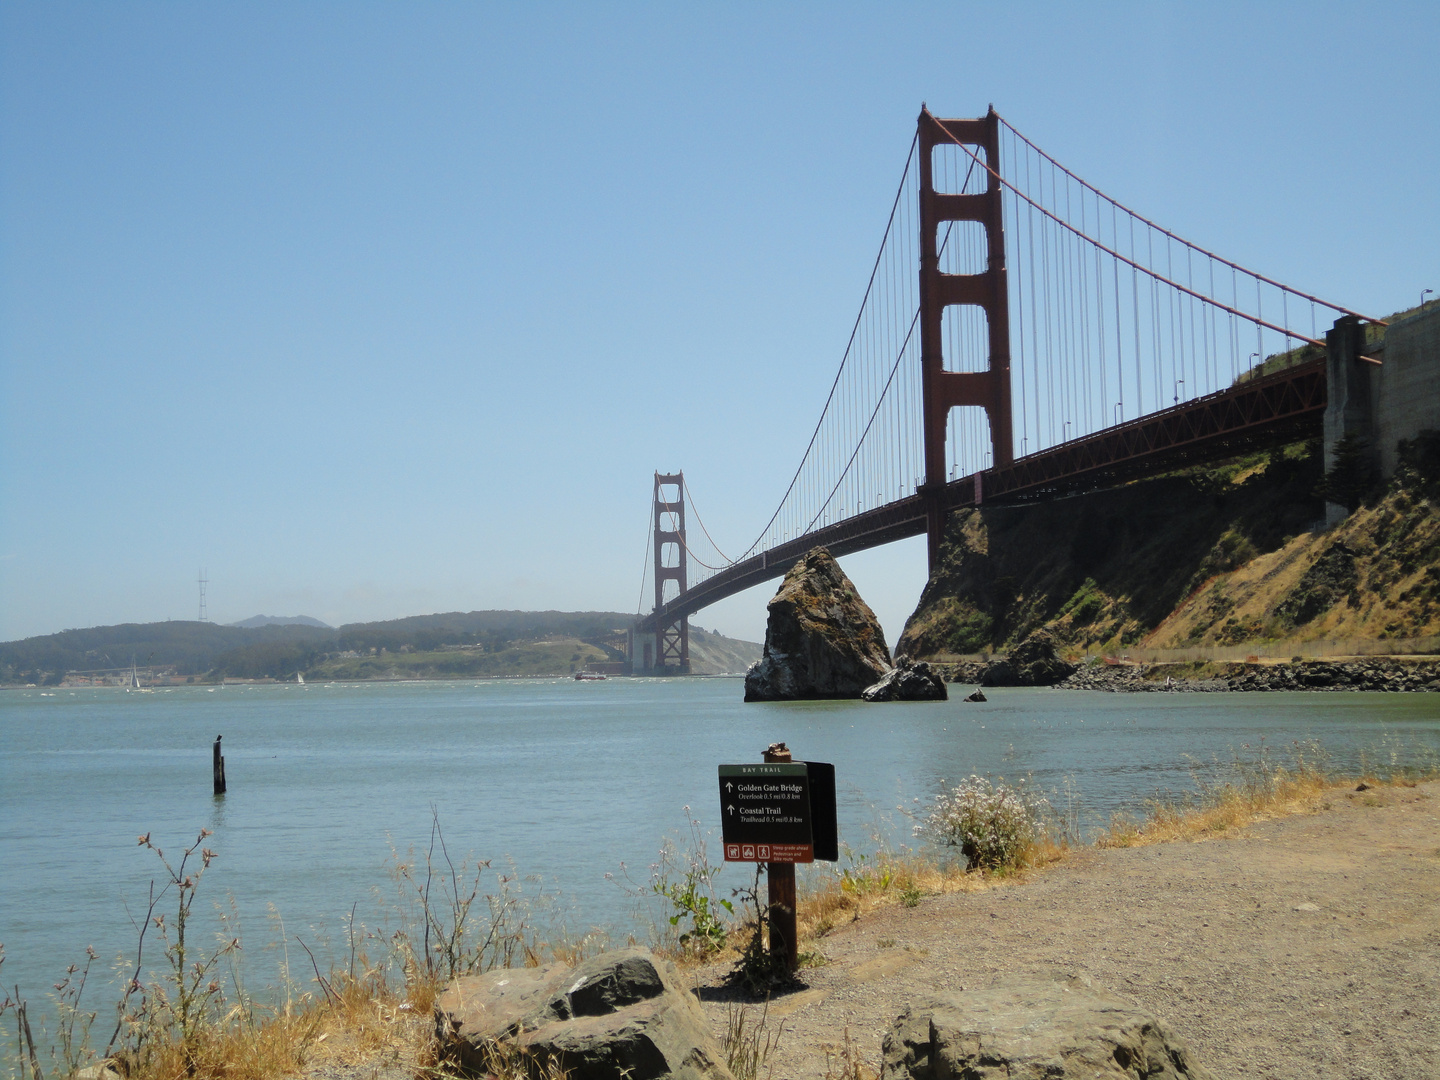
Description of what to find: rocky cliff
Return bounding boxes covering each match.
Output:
[897,436,1440,660]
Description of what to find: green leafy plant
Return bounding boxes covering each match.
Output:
[648,808,732,957]
[1315,432,1376,511]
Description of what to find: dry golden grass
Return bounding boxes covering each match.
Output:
[1096,770,1431,848]
[92,970,435,1080]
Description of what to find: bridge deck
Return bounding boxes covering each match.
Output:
[636,358,1325,633]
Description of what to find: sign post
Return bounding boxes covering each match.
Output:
[760,743,798,972]
[717,742,838,976]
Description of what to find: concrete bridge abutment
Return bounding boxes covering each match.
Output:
[1324,303,1440,524]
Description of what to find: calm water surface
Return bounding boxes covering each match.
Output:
[2,677,1437,1004]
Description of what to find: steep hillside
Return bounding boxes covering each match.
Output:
[688,625,762,674]
[897,437,1440,658]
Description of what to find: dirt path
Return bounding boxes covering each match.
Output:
[691,781,1440,1079]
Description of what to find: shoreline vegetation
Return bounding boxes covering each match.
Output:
[5,742,1437,1080]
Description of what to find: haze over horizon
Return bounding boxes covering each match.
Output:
[3,2,1437,649]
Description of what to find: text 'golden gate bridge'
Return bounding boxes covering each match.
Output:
[633,106,1384,658]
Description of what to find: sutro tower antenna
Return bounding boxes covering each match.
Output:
[198,569,208,622]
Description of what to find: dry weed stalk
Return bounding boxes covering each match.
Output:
[722,999,782,1080]
[822,1027,878,1080]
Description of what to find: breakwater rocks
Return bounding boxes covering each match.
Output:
[1058,657,1440,693]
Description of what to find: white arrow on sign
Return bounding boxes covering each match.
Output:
[727,804,735,815]
[726,781,734,792]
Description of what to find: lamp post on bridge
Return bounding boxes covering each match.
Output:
[1173,379,1184,406]
[1423,289,1435,308]
[1114,402,1122,426]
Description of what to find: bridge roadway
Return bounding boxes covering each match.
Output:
[636,358,1325,634]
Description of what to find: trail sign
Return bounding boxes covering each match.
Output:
[718,761,837,863]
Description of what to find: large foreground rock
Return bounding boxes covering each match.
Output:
[862,657,948,701]
[434,948,734,1080]
[745,547,892,701]
[981,628,1077,687]
[882,975,1214,1079]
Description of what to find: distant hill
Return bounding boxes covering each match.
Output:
[689,625,761,674]
[0,609,759,684]
[227,615,332,629]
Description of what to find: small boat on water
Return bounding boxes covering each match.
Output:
[127,661,153,693]
[297,670,306,685]
[573,671,607,681]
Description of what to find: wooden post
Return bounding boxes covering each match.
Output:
[213,735,226,795]
[762,741,798,974]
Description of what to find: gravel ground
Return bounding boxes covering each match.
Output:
[690,780,1440,1079]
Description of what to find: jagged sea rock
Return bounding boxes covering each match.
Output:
[882,974,1215,1079]
[981,628,1077,687]
[434,947,734,1080]
[862,657,948,701]
[744,548,892,701]
[963,688,987,702]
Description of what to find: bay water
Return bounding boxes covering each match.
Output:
[2,677,1437,1015]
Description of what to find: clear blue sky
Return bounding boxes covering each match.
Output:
[2,2,1436,646]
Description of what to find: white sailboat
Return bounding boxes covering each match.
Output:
[297,670,305,685]
[128,661,152,692]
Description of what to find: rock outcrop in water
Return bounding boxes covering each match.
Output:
[979,628,1077,687]
[862,657,948,701]
[744,548,892,701]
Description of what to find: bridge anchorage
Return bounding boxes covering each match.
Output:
[633,106,1389,651]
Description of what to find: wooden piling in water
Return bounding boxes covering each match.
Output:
[213,734,226,795]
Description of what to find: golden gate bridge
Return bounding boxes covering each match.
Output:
[633,107,1385,672]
